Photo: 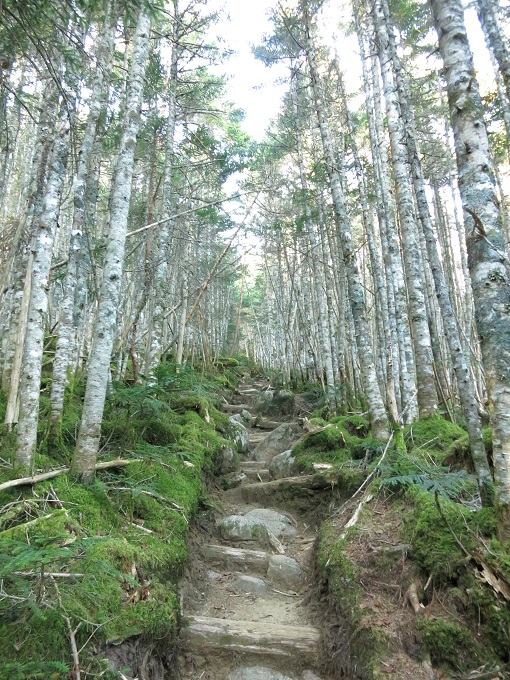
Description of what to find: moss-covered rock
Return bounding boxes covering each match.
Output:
[403,416,465,462]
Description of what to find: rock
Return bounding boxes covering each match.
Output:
[268,450,296,479]
[232,575,267,595]
[267,555,302,590]
[227,668,294,680]
[217,444,237,474]
[273,389,295,416]
[252,423,300,462]
[241,409,255,426]
[207,570,222,581]
[229,416,250,453]
[222,472,247,489]
[302,673,323,680]
[219,509,297,544]
[243,509,297,538]
[218,515,269,543]
[252,390,275,415]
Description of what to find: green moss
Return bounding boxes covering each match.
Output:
[404,416,465,462]
[329,414,370,438]
[417,617,475,670]
[0,361,241,676]
[407,489,496,583]
[317,520,393,678]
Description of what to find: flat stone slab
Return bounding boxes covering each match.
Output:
[228,668,294,680]
[203,544,270,572]
[218,515,270,543]
[233,574,267,595]
[267,555,302,591]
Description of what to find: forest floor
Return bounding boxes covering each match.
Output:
[175,382,446,680]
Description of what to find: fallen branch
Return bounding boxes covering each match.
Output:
[14,572,84,578]
[0,459,142,493]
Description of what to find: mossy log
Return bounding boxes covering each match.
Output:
[181,615,320,659]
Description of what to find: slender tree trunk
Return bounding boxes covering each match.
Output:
[430,0,510,533]
[14,93,73,471]
[50,3,116,431]
[303,9,388,439]
[371,0,438,418]
[71,10,151,482]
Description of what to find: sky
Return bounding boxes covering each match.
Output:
[207,0,289,140]
[206,0,495,142]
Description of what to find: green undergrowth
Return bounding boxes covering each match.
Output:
[0,359,245,679]
[313,413,510,677]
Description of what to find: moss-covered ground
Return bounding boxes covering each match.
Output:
[312,412,510,678]
[0,359,246,680]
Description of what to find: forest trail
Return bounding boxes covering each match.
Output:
[178,382,332,680]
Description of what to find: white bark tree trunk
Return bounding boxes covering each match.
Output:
[14,93,73,471]
[431,0,510,532]
[71,10,151,482]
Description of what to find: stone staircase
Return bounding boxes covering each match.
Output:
[178,383,328,680]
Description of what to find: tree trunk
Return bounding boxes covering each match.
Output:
[430,0,510,533]
[71,10,151,482]
[14,93,73,471]
[303,9,388,440]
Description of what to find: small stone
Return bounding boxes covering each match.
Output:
[207,570,221,581]
[233,574,267,595]
[240,409,255,426]
[267,555,302,590]
[217,444,237,474]
[228,668,294,680]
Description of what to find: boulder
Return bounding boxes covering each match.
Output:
[229,416,250,453]
[268,450,296,479]
[272,389,295,416]
[240,409,255,426]
[252,390,275,415]
[252,423,300,462]
[243,509,297,538]
[218,515,269,543]
[232,575,267,595]
[267,555,302,591]
[216,444,238,474]
[228,668,294,680]
[219,509,297,544]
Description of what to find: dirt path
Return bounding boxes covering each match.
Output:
[178,383,333,680]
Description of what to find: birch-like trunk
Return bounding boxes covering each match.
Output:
[14,94,73,472]
[379,0,492,497]
[354,8,417,420]
[50,4,116,430]
[303,11,388,439]
[71,10,151,482]
[371,0,438,419]
[475,0,510,106]
[431,0,510,531]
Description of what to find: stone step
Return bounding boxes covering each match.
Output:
[223,403,251,414]
[181,616,320,660]
[239,388,260,395]
[242,475,335,503]
[203,544,270,571]
[242,468,271,482]
[240,460,267,469]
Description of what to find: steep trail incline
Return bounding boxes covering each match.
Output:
[178,382,334,680]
